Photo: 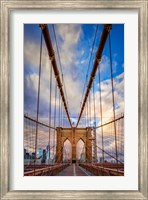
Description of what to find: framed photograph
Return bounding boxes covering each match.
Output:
[1,0,147,199]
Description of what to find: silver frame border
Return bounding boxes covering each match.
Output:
[0,1,147,199]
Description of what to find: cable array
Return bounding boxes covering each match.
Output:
[24,24,124,176]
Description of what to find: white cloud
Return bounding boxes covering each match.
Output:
[24,25,124,163]
[24,25,124,129]
[83,72,124,125]
[55,24,82,67]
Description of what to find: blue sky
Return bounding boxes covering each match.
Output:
[24,24,124,160]
[24,24,124,122]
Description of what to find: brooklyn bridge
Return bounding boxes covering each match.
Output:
[24,24,124,176]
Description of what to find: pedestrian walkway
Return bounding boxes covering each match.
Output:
[56,164,91,176]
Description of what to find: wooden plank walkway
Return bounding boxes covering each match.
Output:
[56,164,91,176]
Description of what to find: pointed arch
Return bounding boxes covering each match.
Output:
[77,137,85,144]
[63,137,72,145]
[76,138,85,162]
[63,138,72,162]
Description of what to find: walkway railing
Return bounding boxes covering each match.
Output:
[79,163,124,176]
[24,163,69,176]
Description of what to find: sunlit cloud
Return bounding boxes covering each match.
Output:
[24,24,124,163]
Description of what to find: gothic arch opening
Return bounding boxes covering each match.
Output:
[63,139,72,163]
[76,139,85,162]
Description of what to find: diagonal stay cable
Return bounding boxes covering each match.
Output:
[39,24,72,127]
[80,25,99,109]
[96,145,123,165]
[76,25,112,127]
[52,25,70,116]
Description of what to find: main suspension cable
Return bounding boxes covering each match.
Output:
[80,25,99,107]
[52,25,70,116]
[76,25,112,127]
[39,24,72,127]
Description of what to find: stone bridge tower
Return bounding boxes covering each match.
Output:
[56,127,92,163]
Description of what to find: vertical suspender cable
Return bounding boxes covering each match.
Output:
[61,74,64,127]
[34,32,42,174]
[26,118,29,160]
[93,82,97,162]
[61,97,63,127]
[62,103,64,127]
[89,93,91,126]
[121,115,124,162]
[80,25,99,106]
[109,33,118,172]
[93,82,96,124]
[52,25,70,123]
[86,101,87,127]
[53,84,57,160]
[76,25,112,127]
[40,24,72,127]
[48,58,53,164]
[59,92,60,127]
[98,64,104,174]
[87,100,89,127]
[85,105,87,127]
[31,120,34,164]
[88,98,89,127]
[29,119,31,164]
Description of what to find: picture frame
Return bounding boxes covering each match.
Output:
[0,0,147,199]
